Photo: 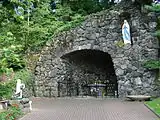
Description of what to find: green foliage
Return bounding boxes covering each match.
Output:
[0,45,25,73]
[0,69,33,100]
[143,60,160,69]
[0,105,23,120]
[12,69,34,90]
[153,30,160,37]
[62,0,111,14]
[0,32,16,47]
[115,40,125,48]
[145,3,160,12]
[0,81,16,100]
[0,0,85,53]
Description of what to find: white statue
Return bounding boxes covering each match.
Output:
[15,79,25,98]
[29,101,32,111]
[122,20,131,44]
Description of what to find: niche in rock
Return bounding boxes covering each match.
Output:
[58,49,118,97]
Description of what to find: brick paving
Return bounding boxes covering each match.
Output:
[19,97,158,120]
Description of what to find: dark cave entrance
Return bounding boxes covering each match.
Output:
[58,49,118,98]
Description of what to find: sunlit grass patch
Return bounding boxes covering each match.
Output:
[145,98,160,115]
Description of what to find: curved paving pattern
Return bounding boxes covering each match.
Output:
[20,98,158,120]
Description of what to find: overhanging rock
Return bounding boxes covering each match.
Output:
[34,2,159,98]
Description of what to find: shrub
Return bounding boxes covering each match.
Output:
[0,45,25,73]
[0,81,16,100]
[12,69,34,91]
[143,60,160,69]
[0,69,34,100]
[0,105,23,120]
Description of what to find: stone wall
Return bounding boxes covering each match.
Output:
[34,1,159,97]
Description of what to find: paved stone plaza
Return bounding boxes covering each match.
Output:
[20,98,158,120]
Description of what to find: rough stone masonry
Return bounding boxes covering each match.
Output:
[34,1,159,97]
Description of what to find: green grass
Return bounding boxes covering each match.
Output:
[145,98,160,115]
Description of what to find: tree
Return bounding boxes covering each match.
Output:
[60,0,112,14]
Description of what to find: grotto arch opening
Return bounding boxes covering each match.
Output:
[58,49,118,98]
